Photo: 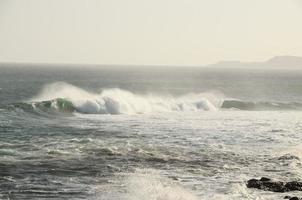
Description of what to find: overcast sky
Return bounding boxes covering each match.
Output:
[0,0,302,66]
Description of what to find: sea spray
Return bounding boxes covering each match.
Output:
[18,82,302,114]
[30,82,224,114]
[122,169,199,200]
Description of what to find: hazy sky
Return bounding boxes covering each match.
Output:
[0,0,302,66]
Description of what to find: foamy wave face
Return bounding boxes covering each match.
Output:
[123,169,199,200]
[31,82,224,114]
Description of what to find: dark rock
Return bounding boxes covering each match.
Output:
[285,181,302,191]
[247,178,302,192]
[247,178,286,192]
[260,177,271,181]
[284,196,302,200]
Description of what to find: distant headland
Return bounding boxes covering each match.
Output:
[208,56,302,69]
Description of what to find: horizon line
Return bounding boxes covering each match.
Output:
[0,55,302,68]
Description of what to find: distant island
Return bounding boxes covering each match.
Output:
[207,56,302,69]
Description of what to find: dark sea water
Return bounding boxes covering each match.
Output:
[1,65,302,200]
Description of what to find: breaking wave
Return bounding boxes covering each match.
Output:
[28,82,223,114]
[122,169,199,200]
[3,82,302,115]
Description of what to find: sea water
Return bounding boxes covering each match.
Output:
[1,65,302,199]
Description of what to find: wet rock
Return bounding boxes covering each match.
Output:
[247,178,286,192]
[284,196,302,200]
[260,177,271,181]
[246,177,302,192]
[285,181,302,191]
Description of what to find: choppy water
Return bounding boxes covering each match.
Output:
[1,65,302,199]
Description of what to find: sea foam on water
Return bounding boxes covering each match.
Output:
[31,82,223,114]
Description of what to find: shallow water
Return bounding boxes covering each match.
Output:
[1,65,302,199]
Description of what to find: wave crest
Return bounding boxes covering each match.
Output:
[29,82,223,114]
[6,82,298,115]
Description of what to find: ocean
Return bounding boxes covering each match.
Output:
[1,65,302,200]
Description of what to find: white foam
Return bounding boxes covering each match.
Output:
[31,82,224,114]
[123,169,199,200]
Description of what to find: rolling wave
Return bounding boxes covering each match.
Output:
[221,100,302,110]
[28,82,223,114]
[3,82,302,115]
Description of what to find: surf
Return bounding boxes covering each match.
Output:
[29,82,223,114]
[3,82,302,115]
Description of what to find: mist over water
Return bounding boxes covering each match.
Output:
[1,66,302,199]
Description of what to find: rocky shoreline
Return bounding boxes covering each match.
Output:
[247,177,302,200]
